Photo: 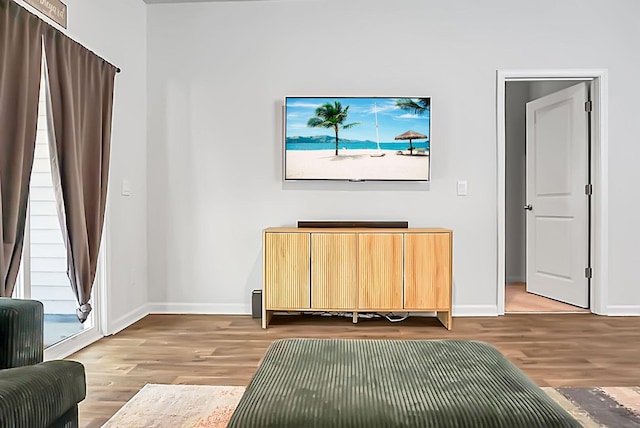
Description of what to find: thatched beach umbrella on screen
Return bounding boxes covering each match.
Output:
[394,130,428,155]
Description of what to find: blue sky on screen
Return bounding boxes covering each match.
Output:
[286,97,430,142]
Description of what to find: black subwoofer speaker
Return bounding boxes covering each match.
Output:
[251,290,262,319]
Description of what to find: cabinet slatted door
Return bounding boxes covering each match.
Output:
[264,232,310,309]
[358,233,403,310]
[311,233,357,310]
[404,233,451,310]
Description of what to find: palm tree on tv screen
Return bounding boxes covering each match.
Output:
[395,98,430,115]
[307,101,359,156]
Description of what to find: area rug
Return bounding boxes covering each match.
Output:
[542,386,640,427]
[102,384,640,427]
[101,384,245,428]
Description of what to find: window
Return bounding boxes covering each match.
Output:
[15,63,101,350]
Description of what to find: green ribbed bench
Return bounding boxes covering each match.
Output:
[228,339,580,428]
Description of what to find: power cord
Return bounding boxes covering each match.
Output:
[383,313,409,322]
[285,311,410,323]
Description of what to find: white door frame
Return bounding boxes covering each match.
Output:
[496,69,609,315]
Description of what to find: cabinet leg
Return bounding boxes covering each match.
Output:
[262,310,274,329]
[436,311,452,330]
[353,312,358,324]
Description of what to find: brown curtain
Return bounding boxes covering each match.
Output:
[0,0,45,297]
[44,28,117,322]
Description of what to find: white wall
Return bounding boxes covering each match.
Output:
[529,81,585,102]
[16,0,149,332]
[147,0,640,315]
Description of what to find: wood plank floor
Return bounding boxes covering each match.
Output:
[69,313,640,427]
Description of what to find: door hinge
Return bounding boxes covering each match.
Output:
[585,100,593,112]
[585,267,593,279]
[585,184,593,195]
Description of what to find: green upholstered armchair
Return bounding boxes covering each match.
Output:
[0,298,86,428]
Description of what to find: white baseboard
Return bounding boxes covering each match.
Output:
[408,312,437,317]
[148,302,251,315]
[44,328,103,361]
[506,276,525,284]
[107,304,151,336]
[452,305,499,317]
[604,305,640,316]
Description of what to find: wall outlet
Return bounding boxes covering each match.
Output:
[121,179,132,196]
[457,180,468,196]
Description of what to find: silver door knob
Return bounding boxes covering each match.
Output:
[523,204,533,211]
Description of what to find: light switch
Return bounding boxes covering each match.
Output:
[121,179,132,196]
[457,180,468,196]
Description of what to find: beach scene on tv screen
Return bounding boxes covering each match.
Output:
[285,97,430,180]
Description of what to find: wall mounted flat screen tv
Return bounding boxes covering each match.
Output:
[284,96,431,181]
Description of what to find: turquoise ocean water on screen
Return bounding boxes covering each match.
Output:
[286,141,429,151]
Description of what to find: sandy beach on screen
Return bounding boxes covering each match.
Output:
[286,149,429,180]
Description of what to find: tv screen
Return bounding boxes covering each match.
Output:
[284,96,431,181]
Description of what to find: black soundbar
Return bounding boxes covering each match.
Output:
[297,221,409,229]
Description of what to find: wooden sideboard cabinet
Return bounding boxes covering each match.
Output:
[262,227,453,330]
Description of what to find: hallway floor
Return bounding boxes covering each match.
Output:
[505,283,590,313]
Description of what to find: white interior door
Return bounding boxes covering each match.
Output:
[525,82,589,308]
